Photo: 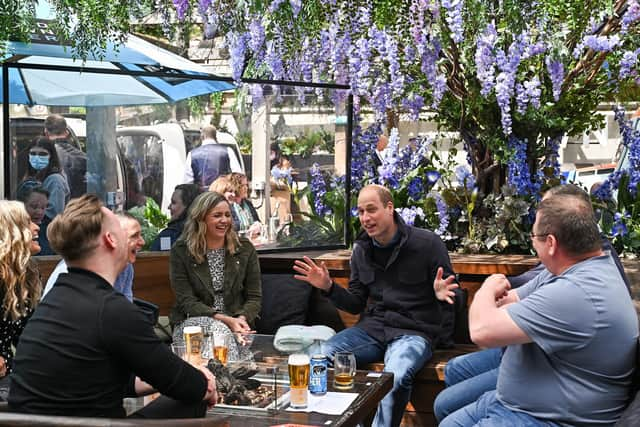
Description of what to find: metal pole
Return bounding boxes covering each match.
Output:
[345,93,354,247]
[2,63,10,199]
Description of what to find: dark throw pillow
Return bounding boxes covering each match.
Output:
[255,274,312,335]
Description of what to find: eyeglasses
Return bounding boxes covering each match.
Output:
[529,232,550,240]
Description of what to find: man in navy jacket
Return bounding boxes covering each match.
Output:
[294,184,458,427]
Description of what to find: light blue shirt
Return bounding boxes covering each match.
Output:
[43,260,134,302]
[499,255,637,425]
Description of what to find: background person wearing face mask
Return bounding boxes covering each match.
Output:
[18,137,70,219]
[17,186,54,256]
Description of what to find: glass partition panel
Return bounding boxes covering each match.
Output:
[3,68,352,255]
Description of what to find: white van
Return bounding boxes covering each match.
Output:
[116,123,245,215]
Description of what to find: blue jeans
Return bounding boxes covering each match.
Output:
[321,327,432,427]
[433,348,502,422]
[439,390,561,427]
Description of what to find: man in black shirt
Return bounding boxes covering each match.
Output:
[9,194,217,418]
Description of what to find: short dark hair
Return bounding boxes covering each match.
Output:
[17,185,49,203]
[174,183,201,220]
[536,194,601,256]
[44,114,67,136]
[48,194,104,261]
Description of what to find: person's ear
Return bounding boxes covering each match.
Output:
[103,231,118,250]
[547,234,558,256]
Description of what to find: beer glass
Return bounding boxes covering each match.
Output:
[183,326,204,364]
[288,353,310,409]
[333,351,356,390]
[213,333,230,365]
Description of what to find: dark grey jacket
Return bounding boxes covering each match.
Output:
[169,238,262,327]
[325,213,456,347]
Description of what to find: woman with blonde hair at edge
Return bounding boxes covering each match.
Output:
[0,200,42,399]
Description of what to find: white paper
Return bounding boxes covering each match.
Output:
[286,391,359,415]
[160,236,172,250]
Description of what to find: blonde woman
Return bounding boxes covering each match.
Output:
[209,175,246,235]
[169,192,261,360]
[0,201,41,385]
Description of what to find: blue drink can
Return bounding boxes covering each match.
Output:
[309,354,328,395]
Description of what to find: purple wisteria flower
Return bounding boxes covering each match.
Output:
[309,163,331,216]
[250,84,264,110]
[271,164,293,185]
[582,35,621,52]
[430,191,450,236]
[612,212,630,237]
[545,57,564,102]
[173,0,189,20]
[506,136,539,196]
[441,0,464,43]
[289,0,302,17]
[494,33,526,135]
[620,49,640,79]
[377,128,401,189]
[543,135,562,178]
[402,94,425,121]
[268,0,287,13]
[265,39,285,80]
[515,76,541,114]
[350,120,379,195]
[475,23,498,96]
[421,38,447,108]
[396,207,425,226]
[226,31,249,83]
[408,177,423,200]
[593,170,623,201]
[622,0,640,34]
[198,0,212,15]
[409,135,432,168]
[248,17,265,54]
[612,107,640,196]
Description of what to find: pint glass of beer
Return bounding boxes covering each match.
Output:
[333,351,356,390]
[183,326,203,364]
[213,333,230,365]
[288,353,310,409]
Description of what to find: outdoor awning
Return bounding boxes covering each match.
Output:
[1,21,235,106]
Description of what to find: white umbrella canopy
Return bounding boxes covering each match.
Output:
[1,21,234,106]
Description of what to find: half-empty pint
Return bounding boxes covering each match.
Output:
[288,353,310,409]
[183,326,203,359]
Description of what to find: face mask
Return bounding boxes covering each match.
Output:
[29,154,50,171]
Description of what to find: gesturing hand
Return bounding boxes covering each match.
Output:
[434,267,459,304]
[293,256,332,291]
